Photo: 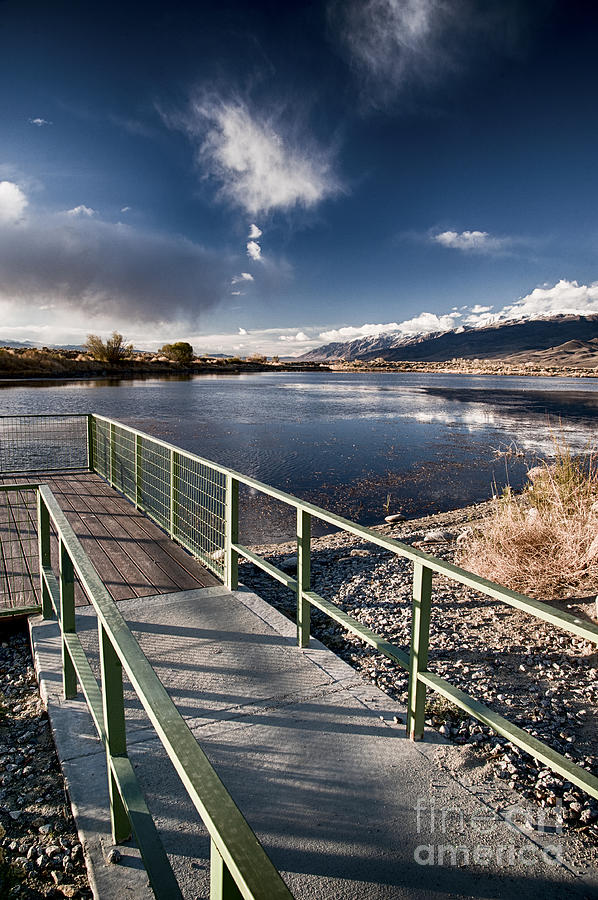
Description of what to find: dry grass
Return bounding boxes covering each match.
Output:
[457,441,598,600]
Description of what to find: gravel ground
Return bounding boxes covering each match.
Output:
[0,624,91,899]
[239,501,598,847]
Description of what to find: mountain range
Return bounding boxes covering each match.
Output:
[298,314,598,365]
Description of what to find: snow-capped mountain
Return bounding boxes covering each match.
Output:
[298,314,598,362]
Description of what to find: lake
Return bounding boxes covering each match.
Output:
[2,372,597,541]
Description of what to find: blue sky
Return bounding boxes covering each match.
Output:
[2,0,598,355]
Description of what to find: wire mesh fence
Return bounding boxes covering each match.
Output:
[91,417,226,579]
[0,486,40,613]
[0,415,88,473]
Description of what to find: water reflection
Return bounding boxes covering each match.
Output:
[2,372,597,541]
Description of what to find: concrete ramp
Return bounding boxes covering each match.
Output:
[30,587,595,899]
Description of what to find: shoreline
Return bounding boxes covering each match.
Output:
[2,354,598,383]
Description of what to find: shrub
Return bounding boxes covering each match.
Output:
[160,341,194,365]
[85,332,133,363]
[456,439,598,600]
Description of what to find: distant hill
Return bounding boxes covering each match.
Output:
[299,314,598,364]
[0,339,86,351]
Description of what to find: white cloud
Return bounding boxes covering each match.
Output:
[331,0,527,105]
[171,95,342,215]
[247,240,262,261]
[433,230,509,253]
[29,117,52,127]
[319,311,459,342]
[231,291,243,296]
[121,206,131,213]
[316,280,598,352]
[0,186,231,324]
[238,327,248,335]
[500,279,598,322]
[279,331,311,343]
[0,181,28,223]
[231,272,254,284]
[67,205,95,217]
[248,223,262,238]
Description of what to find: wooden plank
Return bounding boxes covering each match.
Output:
[64,473,217,590]
[45,476,159,601]
[0,489,38,610]
[1,472,219,605]
[53,474,194,594]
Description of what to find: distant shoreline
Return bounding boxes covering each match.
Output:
[1,347,598,382]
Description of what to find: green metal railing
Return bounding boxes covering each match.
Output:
[36,482,291,900]
[90,415,227,580]
[1,411,597,809]
[88,414,598,803]
[0,414,89,473]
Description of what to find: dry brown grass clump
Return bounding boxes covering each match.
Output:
[457,442,598,600]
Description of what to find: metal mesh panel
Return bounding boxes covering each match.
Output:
[175,453,226,577]
[92,417,110,480]
[0,415,88,474]
[109,423,136,502]
[138,437,171,531]
[0,487,39,612]
[91,417,226,578]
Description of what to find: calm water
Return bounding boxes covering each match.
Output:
[2,372,598,541]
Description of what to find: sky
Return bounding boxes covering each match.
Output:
[2,0,598,356]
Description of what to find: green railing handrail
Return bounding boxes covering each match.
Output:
[0,413,90,418]
[36,482,292,900]
[90,413,598,803]
[90,414,598,642]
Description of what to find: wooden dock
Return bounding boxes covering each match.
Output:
[0,471,218,611]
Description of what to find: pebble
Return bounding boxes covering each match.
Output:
[106,846,122,864]
[422,529,454,543]
[0,630,92,897]
[239,504,598,841]
[384,513,405,524]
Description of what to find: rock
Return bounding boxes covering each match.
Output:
[106,846,122,864]
[278,556,297,572]
[384,513,405,524]
[350,549,370,557]
[210,548,225,560]
[423,529,453,543]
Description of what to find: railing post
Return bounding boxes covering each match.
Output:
[99,623,131,844]
[170,449,180,538]
[296,508,311,648]
[37,493,53,619]
[407,561,433,741]
[86,415,95,472]
[210,839,243,900]
[109,422,116,486]
[59,539,77,699]
[224,475,239,590]
[135,434,142,508]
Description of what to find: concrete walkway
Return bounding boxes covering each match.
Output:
[30,586,596,900]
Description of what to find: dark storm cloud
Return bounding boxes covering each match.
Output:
[0,211,232,324]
